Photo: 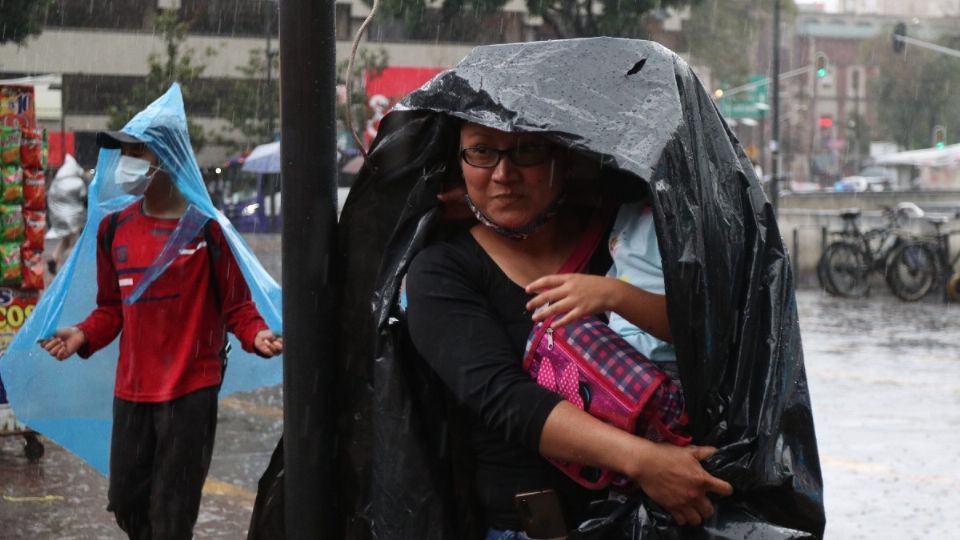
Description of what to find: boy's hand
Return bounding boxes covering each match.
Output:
[254,329,283,357]
[525,273,622,327]
[40,327,87,361]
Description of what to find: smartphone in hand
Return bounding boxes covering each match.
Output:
[515,489,567,539]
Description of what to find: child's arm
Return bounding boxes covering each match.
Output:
[211,222,282,358]
[41,217,124,360]
[525,273,671,342]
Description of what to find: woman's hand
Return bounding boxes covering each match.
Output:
[525,273,621,327]
[254,329,284,357]
[628,442,733,526]
[540,402,731,528]
[40,327,87,361]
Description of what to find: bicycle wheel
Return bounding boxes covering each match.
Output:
[816,250,839,296]
[885,242,938,301]
[822,242,870,298]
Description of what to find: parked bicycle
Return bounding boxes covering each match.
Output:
[817,203,924,298]
[885,211,960,302]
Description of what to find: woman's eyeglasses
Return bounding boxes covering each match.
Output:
[460,144,555,168]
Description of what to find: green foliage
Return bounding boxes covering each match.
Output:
[106,10,217,152]
[863,32,960,149]
[682,0,796,87]
[216,48,280,151]
[0,0,53,45]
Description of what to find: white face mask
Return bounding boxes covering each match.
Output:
[115,155,160,195]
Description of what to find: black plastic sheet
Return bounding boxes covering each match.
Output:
[254,37,825,540]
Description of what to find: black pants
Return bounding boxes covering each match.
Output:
[107,386,219,540]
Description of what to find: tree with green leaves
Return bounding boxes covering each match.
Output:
[107,10,217,152]
[0,0,54,45]
[215,47,387,153]
[863,32,960,150]
[682,0,796,88]
[217,49,280,151]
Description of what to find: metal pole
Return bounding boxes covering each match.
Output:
[770,0,781,216]
[793,228,800,281]
[853,71,861,173]
[60,80,66,165]
[265,2,275,141]
[280,0,337,537]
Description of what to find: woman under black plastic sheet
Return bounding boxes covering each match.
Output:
[253,37,824,540]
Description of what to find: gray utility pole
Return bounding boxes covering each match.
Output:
[264,0,278,141]
[770,0,782,217]
[279,0,338,537]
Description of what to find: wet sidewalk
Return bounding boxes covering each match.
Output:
[1,289,958,538]
[0,386,281,539]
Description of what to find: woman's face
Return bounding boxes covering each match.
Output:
[459,123,563,230]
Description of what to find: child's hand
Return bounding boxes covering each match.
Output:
[253,329,284,357]
[40,327,86,361]
[525,274,622,327]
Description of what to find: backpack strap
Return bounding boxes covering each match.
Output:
[101,211,121,266]
[203,219,232,372]
[202,219,222,305]
[558,205,617,274]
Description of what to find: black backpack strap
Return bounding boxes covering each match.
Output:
[203,219,232,376]
[203,219,222,305]
[101,211,121,266]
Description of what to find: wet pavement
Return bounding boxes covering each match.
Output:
[0,386,281,539]
[799,289,960,539]
[1,288,958,538]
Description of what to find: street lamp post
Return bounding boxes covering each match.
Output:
[279,0,338,537]
[264,0,278,141]
[770,0,782,217]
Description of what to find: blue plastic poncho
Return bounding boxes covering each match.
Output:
[0,84,282,475]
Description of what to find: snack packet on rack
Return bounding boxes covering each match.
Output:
[23,168,45,210]
[0,126,21,165]
[2,165,24,204]
[20,247,44,290]
[20,128,43,169]
[23,210,45,251]
[0,242,22,285]
[0,204,24,242]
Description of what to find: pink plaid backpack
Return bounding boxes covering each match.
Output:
[522,208,691,490]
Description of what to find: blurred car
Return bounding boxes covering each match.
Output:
[834,166,896,192]
[833,177,889,192]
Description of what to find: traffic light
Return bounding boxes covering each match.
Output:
[815,53,828,78]
[893,22,907,54]
[933,125,946,149]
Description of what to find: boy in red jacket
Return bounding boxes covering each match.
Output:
[41,131,282,539]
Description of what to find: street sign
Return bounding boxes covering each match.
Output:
[718,74,769,119]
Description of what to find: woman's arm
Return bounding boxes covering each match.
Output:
[525,273,672,342]
[539,401,732,526]
[406,243,565,450]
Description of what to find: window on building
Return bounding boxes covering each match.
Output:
[43,0,152,30]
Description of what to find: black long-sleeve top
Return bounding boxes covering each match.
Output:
[405,229,611,530]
